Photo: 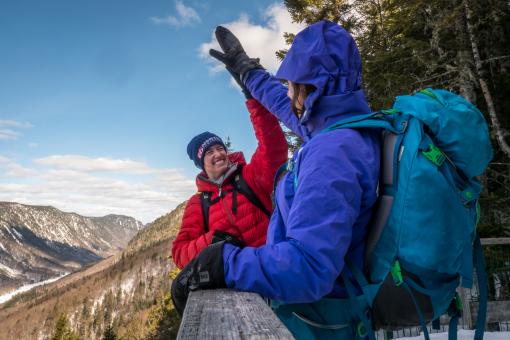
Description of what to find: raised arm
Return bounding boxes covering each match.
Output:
[209,26,307,140]
[242,98,288,202]
[244,69,308,140]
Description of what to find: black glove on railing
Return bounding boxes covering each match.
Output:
[212,230,244,248]
[171,241,227,316]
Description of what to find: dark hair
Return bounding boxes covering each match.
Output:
[290,83,316,118]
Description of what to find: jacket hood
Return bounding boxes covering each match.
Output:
[196,151,246,192]
[275,20,370,131]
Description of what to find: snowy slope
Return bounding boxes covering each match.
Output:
[0,202,143,293]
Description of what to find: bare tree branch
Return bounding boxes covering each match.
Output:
[464,0,510,158]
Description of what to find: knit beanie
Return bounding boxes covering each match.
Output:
[187,132,226,169]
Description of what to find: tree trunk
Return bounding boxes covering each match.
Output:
[455,8,477,103]
[464,0,510,158]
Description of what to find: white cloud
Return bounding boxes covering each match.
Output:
[0,155,195,223]
[0,120,33,129]
[35,155,155,174]
[0,156,37,178]
[0,119,33,140]
[0,129,21,140]
[199,3,306,74]
[150,1,201,27]
[5,163,38,178]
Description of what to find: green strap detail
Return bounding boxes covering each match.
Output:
[419,88,437,100]
[422,144,446,166]
[454,292,463,311]
[390,260,404,286]
[356,321,367,338]
[464,191,473,200]
[381,108,400,115]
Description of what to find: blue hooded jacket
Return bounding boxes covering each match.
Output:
[222,20,381,302]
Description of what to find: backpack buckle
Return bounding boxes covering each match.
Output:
[356,321,367,338]
[448,293,463,318]
[390,260,404,286]
[422,144,446,167]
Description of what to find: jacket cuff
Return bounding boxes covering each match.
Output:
[222,243,241,288]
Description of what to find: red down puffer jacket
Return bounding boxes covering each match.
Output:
[171,99,288,269]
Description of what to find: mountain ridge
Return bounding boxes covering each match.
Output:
[0,201,187,340]
[0,201,144,294]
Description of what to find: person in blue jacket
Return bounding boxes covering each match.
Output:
[172,20,381,339]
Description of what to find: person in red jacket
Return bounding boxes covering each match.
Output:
[171,85,288,269]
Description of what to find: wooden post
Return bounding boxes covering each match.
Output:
[459,287,473,329]
[177,289,294,339]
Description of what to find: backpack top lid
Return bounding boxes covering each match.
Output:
[393,89,493,178]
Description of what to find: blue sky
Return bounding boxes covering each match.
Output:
[0,0,304,222]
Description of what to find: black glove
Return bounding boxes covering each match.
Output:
[209,26,264,97]
[212,230,244,247]
[226,67,252,99]
[171,241,227,316]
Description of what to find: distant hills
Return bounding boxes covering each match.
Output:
[0,201,187,340]
[0,202,144,294]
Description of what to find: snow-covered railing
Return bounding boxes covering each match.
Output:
[177,289,294,339]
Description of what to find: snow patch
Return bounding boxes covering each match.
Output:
[3,226,22,245]
[0,273,69,304]
[121,277,135,297]
[91,291,106,315]
[0,262,20,278]
[11,228,23,240]
[397,330,510,339]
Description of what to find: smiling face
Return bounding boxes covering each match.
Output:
[203,144,229,180]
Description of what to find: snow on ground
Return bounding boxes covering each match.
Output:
[397,329,510,339]
[0,273,68,304]
[120,276,135,297]
[0,262,21,278]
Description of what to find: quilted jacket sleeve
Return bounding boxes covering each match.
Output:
[171,195,215,269]
[242,99,288,208]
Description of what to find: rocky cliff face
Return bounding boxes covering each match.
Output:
[0,202,143,293]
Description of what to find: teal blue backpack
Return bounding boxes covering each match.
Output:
[325,89,493,340]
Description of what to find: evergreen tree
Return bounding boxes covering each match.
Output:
[145,293,181,340]
[278,0,510,298]
[279,0,510,228]
[51,313,80,340]
[103,290,115,325]
[102,323,117,340]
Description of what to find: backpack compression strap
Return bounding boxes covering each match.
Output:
[200,169,271,232]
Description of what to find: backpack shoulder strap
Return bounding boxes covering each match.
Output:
[199,192,212,232]
[233,170,271,218]
[199,168,271,233]
[323,111,404,134]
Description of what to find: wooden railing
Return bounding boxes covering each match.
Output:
[177,289,294,339]
[177,239,510,338]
